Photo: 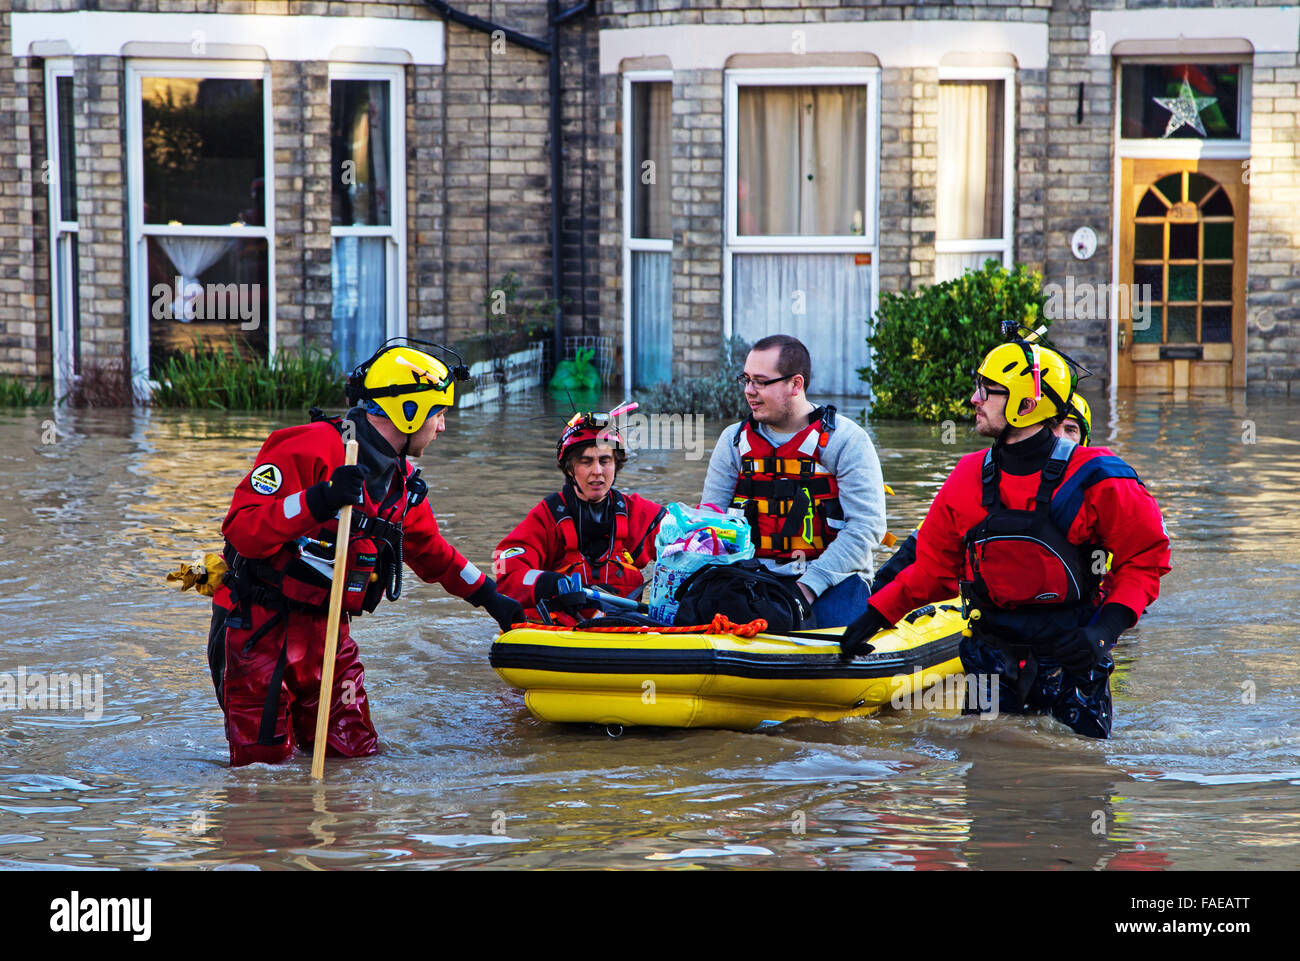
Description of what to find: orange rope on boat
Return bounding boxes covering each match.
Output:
[508,614,769,637]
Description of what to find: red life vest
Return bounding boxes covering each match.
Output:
[225,417,422,618]
[961,436,1101,609]
[730,406,845,562]
[543,488,646,597]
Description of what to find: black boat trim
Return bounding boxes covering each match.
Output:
[489,633,964,680]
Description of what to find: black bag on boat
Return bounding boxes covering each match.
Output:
[672,558,807,633]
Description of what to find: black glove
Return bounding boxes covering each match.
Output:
[532,571,565,605]
[470,579,526,633]
[840,604,890,659]
[1053,604,1134,674]
[1053,624,1112,675]
[304,464,366,521]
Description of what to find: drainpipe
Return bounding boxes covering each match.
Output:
[422,0,591,370]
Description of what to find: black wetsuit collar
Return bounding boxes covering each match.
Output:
[564,480,616,563]
[345,407,401,501]
[997,425,1057,476]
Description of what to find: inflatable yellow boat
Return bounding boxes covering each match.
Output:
[490,601,968,730]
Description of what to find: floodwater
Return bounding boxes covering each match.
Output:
[0,390,1298,871]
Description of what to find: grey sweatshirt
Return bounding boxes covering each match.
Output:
[700,413,887,596]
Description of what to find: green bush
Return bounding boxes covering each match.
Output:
[637,336,752,420]
[859,259,1048,421]
[0,376,51,407]
[151,338,346,410]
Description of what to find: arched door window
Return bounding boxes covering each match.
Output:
[1132,170,1234,346]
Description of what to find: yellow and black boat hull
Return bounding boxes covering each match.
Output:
[490,601,967,730]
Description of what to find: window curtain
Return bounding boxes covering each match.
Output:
[157,236,237,321]
[332,80,392,227]
[55,233,80,386]
[56,76,77,221]
[732,253,872,395]
[937,81,1004,242]
[935,250,1004,284]
[737,85,866,236]
[631,250,672,387]
[332,236,387,373]
[631,82,672,240]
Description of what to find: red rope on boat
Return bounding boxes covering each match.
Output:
[507,613,769,637]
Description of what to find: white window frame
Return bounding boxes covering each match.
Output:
[935,67,1016,278]
[622,69,673,390]
[125,59,276,386]
[44,58,78,402]
[328,63,408,347]
[723,67,880,339]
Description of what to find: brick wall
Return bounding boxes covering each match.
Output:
[1245,50,1300,393]
[441,2,552,346]
[594,69,620,352]
[877,67,938,296]
[566,11,605,343]
[1016,68,1048,275]
[271,59,331,354]
[408,60,446,340]
[671,67,725,375]
[0,11,36,378]
[76,55,129,373]
[22,41,50,383]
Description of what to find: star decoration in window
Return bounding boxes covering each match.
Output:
[1154,75,1218,138]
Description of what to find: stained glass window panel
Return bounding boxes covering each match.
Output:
[1120,64,1242,140]
[1135,223,1163,260]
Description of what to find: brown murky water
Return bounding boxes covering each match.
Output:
[1,391,1298,870]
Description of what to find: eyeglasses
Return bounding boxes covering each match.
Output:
[973,374,1010,401]
[735,373,796,390]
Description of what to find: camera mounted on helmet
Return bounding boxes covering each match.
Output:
[977,322,1092,429]
[999,321,1093,390]
[556,401,638,468]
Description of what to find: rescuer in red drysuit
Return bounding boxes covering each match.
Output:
[208,341,522,766]
[840,338,1170,738]
[494,408,666,626]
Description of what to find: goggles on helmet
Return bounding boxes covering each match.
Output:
[556,401,638,466]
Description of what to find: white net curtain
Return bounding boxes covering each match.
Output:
[935,79,1005,282]
[156,236,237,320]
[629,81,674,387]
[732,84,870,395]
[736,85,866,237]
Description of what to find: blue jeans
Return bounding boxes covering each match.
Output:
[809,574,871,629]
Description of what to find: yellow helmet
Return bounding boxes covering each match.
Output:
[1063,393,1092,445]
[349,344,459,434]
[976,342,1074,428]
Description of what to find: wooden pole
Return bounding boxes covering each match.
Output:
[311,440,359,780]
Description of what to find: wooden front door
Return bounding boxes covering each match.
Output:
[1117,158,1248,389]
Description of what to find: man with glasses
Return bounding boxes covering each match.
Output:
[870,383,1095,596]
[840,340,1170,738]
[699,334,887,628]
